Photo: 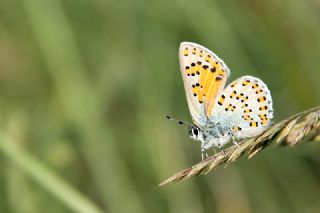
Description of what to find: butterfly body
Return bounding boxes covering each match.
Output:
[178,42,273,158]
[190,111,245,150]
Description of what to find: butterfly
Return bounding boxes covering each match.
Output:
[170,42,273,160]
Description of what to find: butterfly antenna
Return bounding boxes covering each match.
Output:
[166,115,193,127]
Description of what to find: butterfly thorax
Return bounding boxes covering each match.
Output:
[191,113,243,150]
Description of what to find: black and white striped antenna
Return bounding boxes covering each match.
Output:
[166,115,193,127]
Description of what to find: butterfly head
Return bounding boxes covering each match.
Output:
[188,125,205,142]
[166,115,206,143]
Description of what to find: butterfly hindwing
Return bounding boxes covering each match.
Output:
[213,76,273,138]
[179,42,230,126]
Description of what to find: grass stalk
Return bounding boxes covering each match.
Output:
[159,106,320,186]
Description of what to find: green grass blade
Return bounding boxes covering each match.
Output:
[0,135,104,213]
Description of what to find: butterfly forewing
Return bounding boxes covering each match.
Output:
[213,76,273,138]
[179,42,230,126]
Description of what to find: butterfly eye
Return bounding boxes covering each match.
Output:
[188,126,199,138]
[193,128,199,136]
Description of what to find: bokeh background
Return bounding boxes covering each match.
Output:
[0,0,320,212]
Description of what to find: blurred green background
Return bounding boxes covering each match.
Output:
[0,0,320,212]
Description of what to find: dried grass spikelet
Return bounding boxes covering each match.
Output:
[159,106,320,187]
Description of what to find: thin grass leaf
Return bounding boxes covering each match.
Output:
[159,106,320,187]
[0,135,104,213]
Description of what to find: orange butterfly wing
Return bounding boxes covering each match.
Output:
[179,42,230,124]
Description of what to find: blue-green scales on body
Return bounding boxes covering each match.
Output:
[189,113,243,151]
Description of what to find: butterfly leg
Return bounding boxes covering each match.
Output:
[228,131,240,148]
[232,138,240,148]
[201,148,205,161]
[201,143,210,160]
[216,142,226,155]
